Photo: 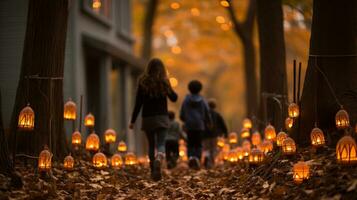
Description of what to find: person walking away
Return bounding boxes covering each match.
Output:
[180,80,211,170]
[129,58,178,181]
[203,98,228,169]
[165,111,185,169]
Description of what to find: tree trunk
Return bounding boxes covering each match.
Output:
[141,0,158,60]
[291,0,357,146]
[9,0,69,158]
[256,0,287,130]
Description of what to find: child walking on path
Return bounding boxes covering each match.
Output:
[165,111,185,169]
[129,58,178,181]
[180,80,211,170]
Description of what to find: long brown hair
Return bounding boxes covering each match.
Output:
[139,58,170,97]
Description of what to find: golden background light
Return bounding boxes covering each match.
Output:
[111,153,123,169]
[276,131,288,147]
[282,137,296,155]
[92,0,101,9]
[288,103,300,118]
[310,127,325,147]
[18,104,35,131]
[190,8,200,16]
[215,16,225,24]
[93,152,107,169]
[118,140,127,152]
[220,0,230,7]
[63,154,74,170]
[84,113,95,128]
[169,77,179,88]
[170,2,180,10]
[86,132,100,152]
[104,128,116,144]
[171,46,182,54]
[336,135,357,165]
[38,146,52,172]
[64,99,76,120]
[293,161,310,184]
[335,108,350,130]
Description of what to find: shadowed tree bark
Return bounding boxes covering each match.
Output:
[226,0,258,118]
[9,0,69,158]
[141,0,159,60]
[257,0,288,130]
[291,0,357,146]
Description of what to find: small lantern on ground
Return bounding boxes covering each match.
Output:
[111,154,123,169]
[240,128,250,139]
[93,152,107,169]
[104,129,116,144]
[118,140,127,153]
[251,131,261,146]
[276,131,288,147]
[228,132,238,144]
[259,140,273,154]
[310,127,325,147]
[227,150,238,163]
[293,161,310,184]
[38,146,52,172]
[264,124,276,141]
[249,148,264,165]
[242,140,251,151]
[125,152,138,165]
[282,137,296,155]
[179,144,187,161]
[72,130,81,148]
[64,99,76,120]
[84,113,95,128]
[217,137,225,148]
[85,132,100,152]
[236,147,244,161]
[18,104,35,131]
[243,147,250,157]
[335,108,350,130]
[336,135,357,165]
[285,117,293,131]
[242,118,252,129]
[222,144,230,160]
[288,103,300,118]
[64,154,74,170]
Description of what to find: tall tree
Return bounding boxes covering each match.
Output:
[256,0,287,129]
[9,0,69,158]
[226,0,258,118]
[291,0,357,146]
[141,0,159,59]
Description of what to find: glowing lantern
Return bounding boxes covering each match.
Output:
[170,2,180,10]
[64,99,76,120]
[251,131,262,146]
[249,148,264,165]
[240,128,250,139]
[242,118,252,129]
[220,0,230,7]
[85,132,100,152]
[217,137,225,148]
[276,131,288,147]
[282,137,296,155]
[93,152,107,169]
[111,154,123,169]
[104,129,116,144]
[179,145,187,157]
[92,0,101,9]
[242,140,251,151]
[259,140,273,154]
[264,124,276,141]
[63,154,74,170]
[84,113,95,128]
[222,144,230,160]
[236,147,244,160]
[243,147,250,157]
[310,127,325,147]
[335,108,350,130]
[293,161,310,184]
[227,150,238,163]
[117,140,127,152]
[38,146,52,172]
[71,130,81,147]
[336,135,357,165]
[285,117,293,131]
[228,132,238,144]
[288,103,300,118]
[125,152,138,166]
[138,156,150,165]
[18,104,35,131]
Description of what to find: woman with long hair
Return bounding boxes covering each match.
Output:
[129,58,178,181]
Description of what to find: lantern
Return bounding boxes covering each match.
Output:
[138,156,150,165]
[243,147,250,157]
[285,117,293,131]
[111,154,123,169]
[92,0,101,9]
[240,128,250,139]
[18,104,35,131]
[242,118,252,129]
[63,154,74,170]
[217,137,225,148]
[249,148,264,165]
[227,150,238,163]
[335,108,350,130]
[251,131,262,146]
[288,103,299,118]
[104,129,116,144]
[71,130,81,147]
[242,140,251,151]
[85,132,100,152]
[228,132,238,144]
[236,147,244,160]
[64,99,76,120]
[310,127,325,147]
[84,113,95,128]
[179,144,187,157]
[125,152,138,165]
[293,161,310,184]
[264,124,276,141]
[259,140,273,154]
[282,137,296,155]
[117,140,127,152]
[222,143,230,160]
[38,146,52,172]
[93,152,107,169]
[336,135,357,165]
[276,131,288,147]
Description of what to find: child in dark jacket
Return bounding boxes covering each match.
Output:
[165,111,185,169]
[180,80,211,170]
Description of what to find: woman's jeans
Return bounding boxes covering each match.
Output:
[186,130,203,160]
[145,128,167,170]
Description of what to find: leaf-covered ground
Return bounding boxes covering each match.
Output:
[1,148,356,200]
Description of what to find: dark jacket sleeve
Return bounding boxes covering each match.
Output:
[168,88,178,102]
[217,113,228,137]
[179,97,186,122]
[130,85,144,124]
